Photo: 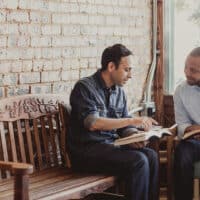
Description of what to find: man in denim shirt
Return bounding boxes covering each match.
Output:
[68,44,159,200]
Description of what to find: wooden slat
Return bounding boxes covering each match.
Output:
[40,117,50,167]
[8,122,17,162]
[25,120,35,168]
[47,116,58,166]
[33,119,42,170]
[16,120,26,163]
[0,122,10,178]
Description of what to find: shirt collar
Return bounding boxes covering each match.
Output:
[95,70,116,92]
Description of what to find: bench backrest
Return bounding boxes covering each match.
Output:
[0,94,69,179]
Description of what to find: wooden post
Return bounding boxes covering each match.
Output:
[14,174,29,200]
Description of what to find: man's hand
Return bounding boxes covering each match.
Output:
[128,141,149,149]
[132,117,158,131]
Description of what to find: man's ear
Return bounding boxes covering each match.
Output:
[107,62,116,72]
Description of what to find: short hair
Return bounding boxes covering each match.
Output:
[189,47,200,57]
[101,44,133,71]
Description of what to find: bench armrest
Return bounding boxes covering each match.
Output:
[0,161,33,175]
[0,161,33,200]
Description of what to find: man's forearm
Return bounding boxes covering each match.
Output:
[89,117,134,131]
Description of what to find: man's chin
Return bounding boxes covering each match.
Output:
[187,80,196,85]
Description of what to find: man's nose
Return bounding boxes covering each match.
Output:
[128,71,132,79]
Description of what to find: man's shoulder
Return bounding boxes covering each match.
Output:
[174,81,187,95]
[74,74,97,92]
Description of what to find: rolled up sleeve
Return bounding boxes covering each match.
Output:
[70,82,100,129]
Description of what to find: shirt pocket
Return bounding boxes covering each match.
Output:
[110,107,124,118]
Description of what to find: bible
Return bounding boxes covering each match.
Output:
[113,125,174,146]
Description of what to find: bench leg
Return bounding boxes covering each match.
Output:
[194,179,199,200]
[14,174,29,200]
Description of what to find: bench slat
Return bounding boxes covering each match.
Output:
[17,120,26,163]
[33,119,43,170]
[0,122,10,179]
[0,167,116,200]
[8,122,17,162]
[40,117,51,167]
[25,119,35,168]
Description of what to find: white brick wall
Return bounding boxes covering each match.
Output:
[0,0,152,109]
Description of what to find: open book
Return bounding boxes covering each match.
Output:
[182,129,200,140]
[114,125,174,146]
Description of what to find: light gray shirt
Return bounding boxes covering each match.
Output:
[174,81,200,138]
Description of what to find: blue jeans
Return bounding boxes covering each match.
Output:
[70,143,159,200]
[174,139,200,200]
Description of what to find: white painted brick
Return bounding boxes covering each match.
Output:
[98,27,114,36]
[60,3,80,13]
[0,10,6,22]
[19,48,34,59]
[10,61,22,72]
[18,0,30,9]
[80,25,98,35]
[30,12,51,24]
[63,25,80,36]
[42,25,61,35]
[31,36,51,47]
[7,11,29,23]
[62,47,80,58]
[52,82,72,95]
[22,60,33,72]
[17,36,30,47]
[2,74,18,86]
[33,60,46,71]
[6,85,30,97]
[62,70,79,81]
[62,59,71,70]
[41,71,61,82]
[0,24,18,35]
[20,72,40,84]
[30,0,49,11]
[48,1,61,12]
[80,4,97,14]
[52,14,70,24]
[88,15,105,25]
[0,61,11,73]
[0,0,18,9]
[42,48,62,59]
[97,5,113,15]
[106,16,121,25]
[80,69,96,78]
[80,47,98,58]
[70,14,88,24]
[52,59,62,70]
[79,58,89,69]
[6,48,20,60]
[0,36,7,47]
[33,48,42,59]
[0,87,5,97]
[70,59,80,69]
[31,84,51,94]
[88,58,97,68]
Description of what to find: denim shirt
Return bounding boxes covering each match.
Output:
[68,70,137,154]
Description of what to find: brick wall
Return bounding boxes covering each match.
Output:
[0,0,152,109]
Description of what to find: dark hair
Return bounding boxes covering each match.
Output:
[189,47,200,57]
[101,44,133,71]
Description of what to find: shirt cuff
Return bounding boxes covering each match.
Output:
[178,123,191,139]
[84,113,99,129]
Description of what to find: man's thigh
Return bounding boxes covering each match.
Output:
[73,144,152,175]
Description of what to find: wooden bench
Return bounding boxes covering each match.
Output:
[0,94,117,200]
